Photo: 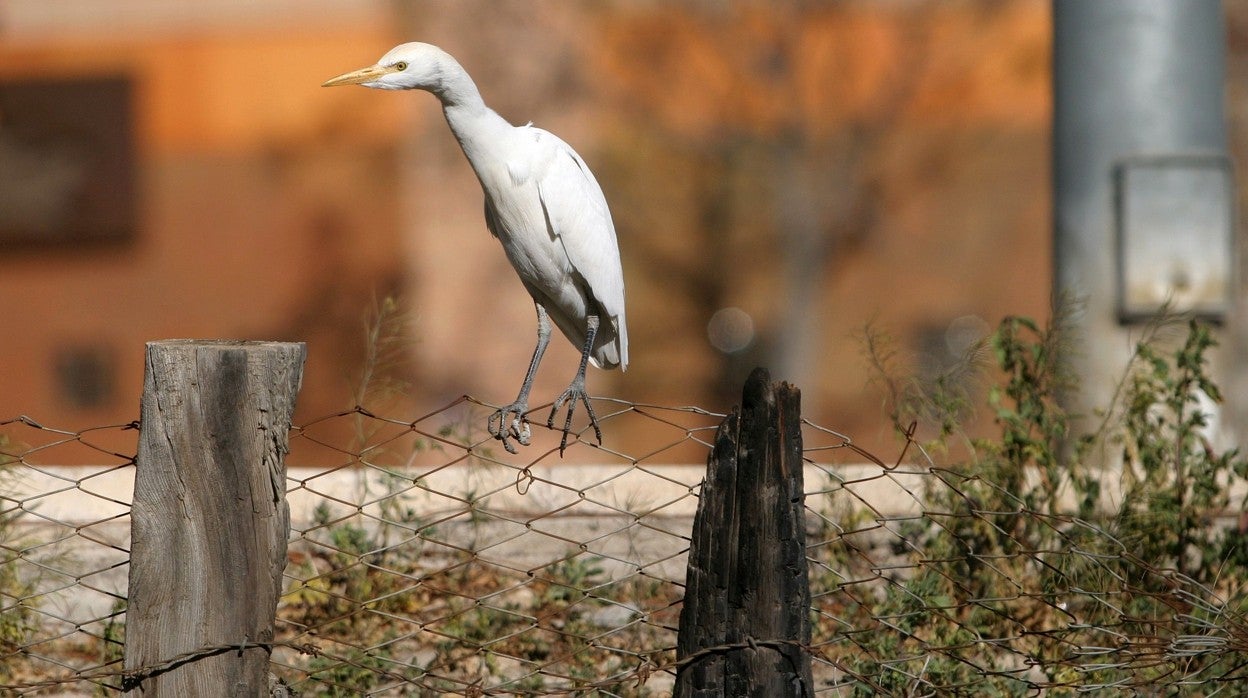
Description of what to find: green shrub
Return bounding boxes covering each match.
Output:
[820,315,1248,694]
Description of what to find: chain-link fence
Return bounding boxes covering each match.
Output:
[4,389,1248,695]
[274,398,722,696]
[0,416,134,695]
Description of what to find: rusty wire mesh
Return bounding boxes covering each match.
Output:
[3,396,1248,696]
[273,397,721,696]
[0,416,134,695]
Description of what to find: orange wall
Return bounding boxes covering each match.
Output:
[0,27,409,428]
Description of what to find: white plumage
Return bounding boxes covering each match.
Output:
[324,42,627,454]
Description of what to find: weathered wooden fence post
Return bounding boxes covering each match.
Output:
[123,340,306,696]
[675,367,813,697]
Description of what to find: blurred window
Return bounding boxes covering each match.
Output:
[0,76,135,245]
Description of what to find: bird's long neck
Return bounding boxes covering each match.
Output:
[431,54,513,170]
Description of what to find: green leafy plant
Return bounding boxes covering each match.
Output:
[816,314,1248,694]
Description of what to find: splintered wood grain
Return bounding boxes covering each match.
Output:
[676,367,812,697]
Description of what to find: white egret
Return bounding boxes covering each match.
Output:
[323,43,628,455]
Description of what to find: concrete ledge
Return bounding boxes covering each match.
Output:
[6,463,940,528]
[11,460,1240,531]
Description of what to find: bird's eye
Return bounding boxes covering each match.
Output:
[394,61,408,71]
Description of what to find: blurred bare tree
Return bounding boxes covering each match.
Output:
[594,2,1000,409]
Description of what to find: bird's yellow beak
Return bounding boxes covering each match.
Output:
[322,64,397,87]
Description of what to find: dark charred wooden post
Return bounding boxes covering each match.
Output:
[124,340,306,696]
[675,367,813,697]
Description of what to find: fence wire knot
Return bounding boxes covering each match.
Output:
[120,641,275,692]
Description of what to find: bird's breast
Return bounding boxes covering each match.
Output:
[487,186,576,294]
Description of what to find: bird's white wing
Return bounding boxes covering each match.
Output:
[527,128,628,370]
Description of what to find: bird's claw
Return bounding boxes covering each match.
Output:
[488,404,531,454]
[546,381,602,456]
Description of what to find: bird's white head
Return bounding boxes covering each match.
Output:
[322,42,454,92]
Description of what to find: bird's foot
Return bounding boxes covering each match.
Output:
[488,402,531,454]
[547,377,602,456]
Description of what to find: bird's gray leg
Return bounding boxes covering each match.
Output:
[489,303,551,454]
[548,315,603,455]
